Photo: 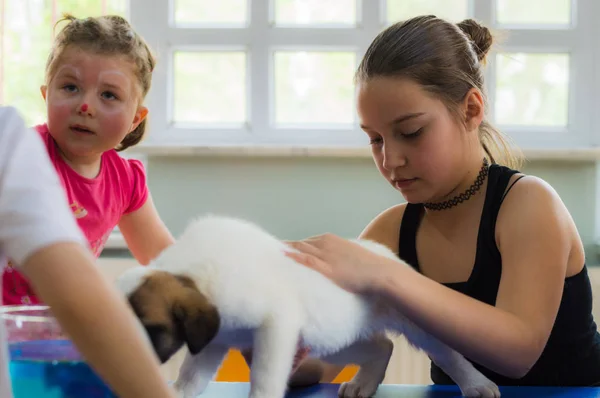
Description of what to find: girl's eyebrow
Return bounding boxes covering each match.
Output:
[360,112,425,130]
[102,82,125,91]
[55,65,82,80]
[389,112,425,126]
[98,71,132,90]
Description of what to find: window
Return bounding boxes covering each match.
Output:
[125,0,599,149]
[2,1,599,149]
[495,53,570,127]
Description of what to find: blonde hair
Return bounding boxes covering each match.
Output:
[45,14,156,151]
[356,16,523,170]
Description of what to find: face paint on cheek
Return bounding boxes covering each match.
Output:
[95,102,139,140]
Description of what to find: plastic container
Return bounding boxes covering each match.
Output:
[2,305,115,398]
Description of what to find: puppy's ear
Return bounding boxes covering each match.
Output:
[172,281,220,355]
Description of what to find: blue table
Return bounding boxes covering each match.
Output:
[199,382,600,397]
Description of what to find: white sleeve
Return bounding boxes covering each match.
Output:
[0,106,87,265]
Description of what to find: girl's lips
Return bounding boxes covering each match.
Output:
[70,125,95,134]
[394,178,417,189]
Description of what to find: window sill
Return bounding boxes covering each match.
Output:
[133,144,600,161]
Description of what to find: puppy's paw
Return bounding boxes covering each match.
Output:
[249,389,280,398]
[462,385,501,398]
[337,372,382,398]
[174,387,201,398]
[174,380,207,398]
[338,380,379,398]
[336,348,389,398]
[458,374,501,398]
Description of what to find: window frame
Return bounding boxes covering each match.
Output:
[129,0,597,151]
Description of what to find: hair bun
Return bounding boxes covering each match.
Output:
[457,19,493,63]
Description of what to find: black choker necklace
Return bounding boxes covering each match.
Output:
[423,158,489,211]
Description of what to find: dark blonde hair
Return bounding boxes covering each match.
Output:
[356,16,523,170]
[45,14,156,151]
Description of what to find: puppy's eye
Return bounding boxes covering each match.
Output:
[144,323,169,345]
[145,323,169,339]
[144,323,179,363]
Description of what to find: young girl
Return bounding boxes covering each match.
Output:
[0,105,176,397]
[287,16,600,387]
[2,14,174,305]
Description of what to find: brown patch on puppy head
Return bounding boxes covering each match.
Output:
[128,271,220,363]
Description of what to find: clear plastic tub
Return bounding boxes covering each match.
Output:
[2,305,115,398]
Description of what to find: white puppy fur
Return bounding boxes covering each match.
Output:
[116,215,500,398]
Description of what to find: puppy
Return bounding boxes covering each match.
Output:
[116,215,500,398]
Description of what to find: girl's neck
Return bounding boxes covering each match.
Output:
[423,154,489,226]
[425,178,488,228]
[57,147,102,179]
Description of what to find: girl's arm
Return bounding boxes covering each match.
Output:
[20,243,177,398]
[373,177,572,378]
[287,177,573,379]
[118,195,175,265]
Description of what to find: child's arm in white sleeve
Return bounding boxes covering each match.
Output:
[0,106,176,398]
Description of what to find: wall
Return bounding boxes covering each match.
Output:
[139,156,599,264]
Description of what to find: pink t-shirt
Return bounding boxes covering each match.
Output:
[1,124,149,305]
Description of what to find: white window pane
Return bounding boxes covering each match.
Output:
[174,0,247,26]
[496,0,571,26]
[274,0,356,26]
[274,51,355,125]
[56,0,127,18]
[386,0,469,24]
[495,53,569,127]
[173,52,247,124]
[2,0,51,125]
[106,0,128,16]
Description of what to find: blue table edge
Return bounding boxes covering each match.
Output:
[194,381,600,397]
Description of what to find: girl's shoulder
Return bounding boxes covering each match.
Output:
[359,203,407,255]
[102,151,149,214]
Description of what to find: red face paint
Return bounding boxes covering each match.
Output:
[81,103,88,112]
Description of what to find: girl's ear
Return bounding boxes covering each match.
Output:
[41,85,48,101]
[131,106,149,132]
[462,88,484,132]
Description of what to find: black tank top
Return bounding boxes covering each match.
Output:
[398,163,600,386]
